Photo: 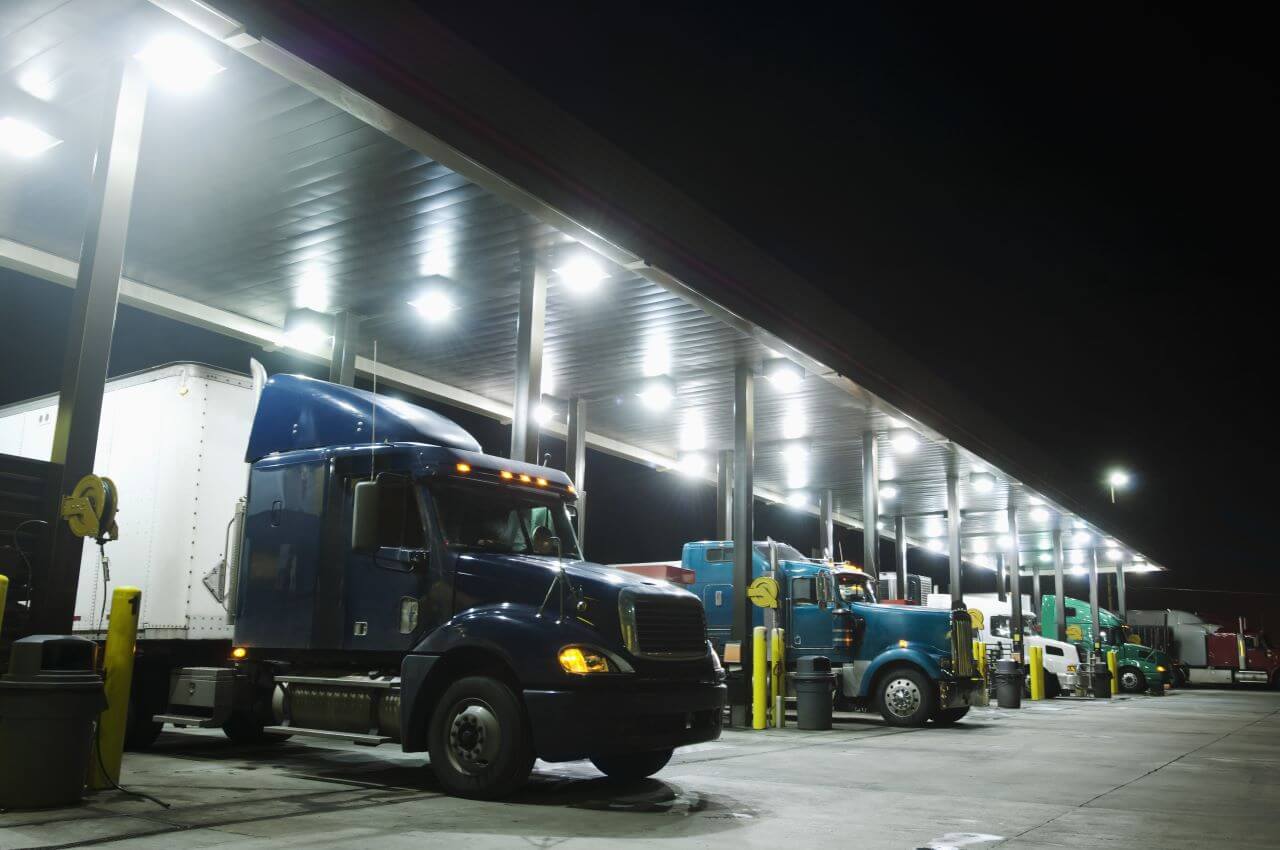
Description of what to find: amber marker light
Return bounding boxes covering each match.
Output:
[500,470,514,480]
[455,462,472,474]
[519,473,532,483]
[231,646,248,660]
[536,477,548,487]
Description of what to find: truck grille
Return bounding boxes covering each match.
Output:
[624,593,708,658]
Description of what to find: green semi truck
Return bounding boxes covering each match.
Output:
[1041,595,1170,694]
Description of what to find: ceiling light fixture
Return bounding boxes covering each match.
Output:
[555,255,608,294]
[0,117,61,157]
[135,34,225,92]
[763,358,804,391]
[408,289,456,322]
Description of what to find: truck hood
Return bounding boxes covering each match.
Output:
[848,601,955,656]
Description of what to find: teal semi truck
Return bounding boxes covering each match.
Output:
[682,540,983,727]
[1040,595,1170,693]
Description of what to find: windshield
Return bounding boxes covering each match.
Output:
[835,571,877,603]
[754,542,809,564]
[431,481,581,559]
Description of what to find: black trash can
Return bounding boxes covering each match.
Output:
[1090,661,1111,699]
[995,658,1022,709]
[0,635,106,809]
[794,655,835,730]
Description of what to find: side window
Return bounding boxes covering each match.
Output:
[353,478,425,549]
[1064,606,1078,617]
[990,616,1011,639]
[1045,645,1065,657]
[705,547,726,562]
[792,577,817,605]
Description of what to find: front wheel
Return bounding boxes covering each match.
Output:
[222,710,289,745]
[1118,666,1147,694]
[590,748,674,781]
[428,675,534,799]
[877,667,937,727]
[931,707,970,726]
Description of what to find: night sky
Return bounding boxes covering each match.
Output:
[2,5,1275,624]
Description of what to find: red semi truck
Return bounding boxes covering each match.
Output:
[1129,609,1279,687]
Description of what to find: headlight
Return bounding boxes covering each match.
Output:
[558,646,614,675]
[1066,664,1076,672]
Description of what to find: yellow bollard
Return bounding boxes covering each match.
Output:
[1107,649,1119,696]
[752,626,767,730]
[87,586,141,790]
[973,640,987,681]
[771,628,786,728]
[0,573,8,635]
[1029,645,1045,701]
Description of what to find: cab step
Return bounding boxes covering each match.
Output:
[262,725,391,746]
[153,713,221,728]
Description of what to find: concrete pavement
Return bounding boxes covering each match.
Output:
[3,688,1277,849]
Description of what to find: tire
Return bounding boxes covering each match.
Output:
[124,693,163,751]
[1044,674,1062,699]
[428,675,535,799]
[876,667,937,727]
[222,710,289,745]
[590,748,674,781]
[1118,666,1147,694]
[931,707,970,726]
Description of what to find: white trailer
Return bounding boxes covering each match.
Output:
[928,593,1081,696]
[0,362,259,743]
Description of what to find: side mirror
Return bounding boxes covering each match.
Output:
[352,480,379,550]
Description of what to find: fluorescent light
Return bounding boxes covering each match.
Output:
[970,472,996,494]
[679,413,706,452]
[926,539,945,553]
[763,358,804,391]
[925,518,944,538]
[972,538,988,554]
[997,535,1013,550]
[1029,507,1050,523]
[782,405,807,440]
[297,267,330,312]
[135,35,225,92]
[889,429,919,453]
[786,466,809,489]
[541,352,556,396]
[556,255,608,294]
[637,376,675,410]
[1039,553,1052,564]
[642,332,671,377]
[1105,548,1123,562]
[0,117,62,157]
[878,485,898,501]
[419,249,454,279]
[1073,530,1091,546]
[408,289,456,322]
[534,403,556,427]
[18,70,55,101]
[996,512,1010,532]
[1068,566,1087,576]
[1069,550,1084,565]
[785,490,810,509]
[879,461,897,481]
[876,521,885,531]
[280,309,333,353]
[677,452,707,477]
[780,440,810,464]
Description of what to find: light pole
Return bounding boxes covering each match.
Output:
[1106,468,1131,504]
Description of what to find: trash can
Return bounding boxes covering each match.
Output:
[794,655,835,730]
[1090,661,1111,699]
[0,635,106,809]
[995,658,1022,709]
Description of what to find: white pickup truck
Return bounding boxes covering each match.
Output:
[928,593,1082,697]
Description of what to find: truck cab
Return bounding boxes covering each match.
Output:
[1040,595,1168,693]
[162,374,725,798]
[683,540,982,727]
[1131,609,1280,687]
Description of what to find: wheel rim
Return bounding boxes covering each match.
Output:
[1121,670,1140,690]
[445,699,502,775]
[884,676,922,718]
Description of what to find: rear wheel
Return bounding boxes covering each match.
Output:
[124,692,163,751]
[1044,674,1063,699]
[428,675,534,799]
[1118,666,1146,694]
[590,748,674,781]
[931,707,970,726]
[222,710,288,745]
[877,667,936,727]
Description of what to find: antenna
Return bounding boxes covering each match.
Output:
[370,339,377,481]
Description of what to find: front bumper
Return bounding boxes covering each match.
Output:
[524,681,726,762]
[939,675,986,709]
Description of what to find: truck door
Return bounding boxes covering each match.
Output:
[343,472,432,651]
[788,573,835,654]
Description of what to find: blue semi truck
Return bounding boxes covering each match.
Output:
[683,540,982,726]
[156,374,725,798]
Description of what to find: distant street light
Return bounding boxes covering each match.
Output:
[1106,468,1131,504]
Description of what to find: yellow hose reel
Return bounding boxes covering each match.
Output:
[60,474,120,544]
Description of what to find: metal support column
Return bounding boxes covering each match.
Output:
[329,310,358,386]
[1116,557,1127,620]
[716,449,733,540]
[946,471,962,606]
[996,552,1007,602]
[894,516,908,598]
[818,489,834,560]
[1007,506,1024,661]
[510,249,546,464]
[861,431,880,574]
[566,397,587,543]
[1032,563,1042,622]
[1052,527,1066,642]
[39,61,148,634]
[1089,548,1102,654]
[732,364,755,709]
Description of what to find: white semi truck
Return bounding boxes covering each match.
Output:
[928,593,1082,697]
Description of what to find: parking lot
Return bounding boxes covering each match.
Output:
[3,687,1275,850]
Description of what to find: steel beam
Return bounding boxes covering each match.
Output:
[39,62,148,635]
[996,552,1007,602]
[1032,562,1042,622]
[329,310,358,386]
[716,449,733,541]
[861,431,880,573]
[510,249,546,464]
[1052,527,1067,642]
[1116,556,1127,619]
[894,515,908,599]
[946,471,962,605]
[1006,506,1024,661]
[1089,548,1102,654]
[732,363,755,708]
[818,489,834,560]
[566,397,587,544]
